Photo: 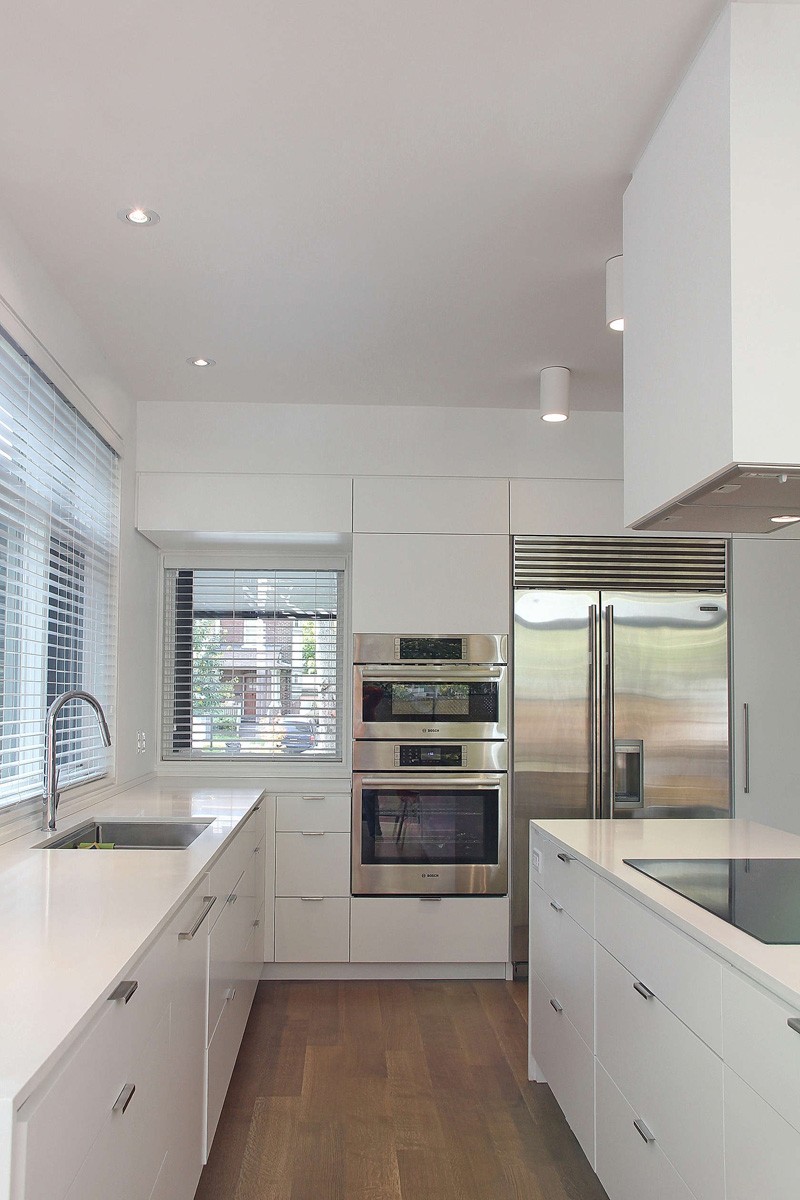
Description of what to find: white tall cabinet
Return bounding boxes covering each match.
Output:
[730,538,800,836]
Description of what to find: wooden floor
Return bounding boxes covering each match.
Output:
[196,979,608,1200]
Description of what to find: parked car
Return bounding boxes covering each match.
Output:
[276,716,316,753]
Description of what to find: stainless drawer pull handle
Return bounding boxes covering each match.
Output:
[301,896,324,901]
[108,980,138,1004]
[303,795,326,801]
[549,901,563,913]
[254,845,261,855]
[225,986,237,1003]
[253,919,261,928]
[557,852,573,864]
[633,1118,655,1144]
[301,830,325,836]
[788,1017,800,1035]
[227,892,238,904]
[420,896,442,901]
[549,998,563,1014]
[178,895,216,940]
[112,1083,136,1115]
[633,981,655,1001]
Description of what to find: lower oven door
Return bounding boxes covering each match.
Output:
[352,772,508,896]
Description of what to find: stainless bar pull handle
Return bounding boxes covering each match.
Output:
[254,845,261,854]
[549,998,563,1014]
[301,830,325,836]
[606,604,616,819]
[227,892,238,904]
[359,774,502,789]
[788,1017,800,1035]
[589,604,600,819]
[550,901,563,913]
[633,1118,655,1144]
[557,851,573,864]
[743,703,751,795]
[112,1083,136,1115]
[301,896,324,901]
[420,896,442,901]
[253,919,261,928]
[108,980,138,1004]
[225,986,237,1003]
[302,794,326,801]
[178,895,216,940]
[633,981,655,1001]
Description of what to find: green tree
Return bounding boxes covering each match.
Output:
[301,620,316,673]
[192,619,235,714]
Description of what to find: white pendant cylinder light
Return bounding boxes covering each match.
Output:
[606,254,624,331]
[540,365,570,422]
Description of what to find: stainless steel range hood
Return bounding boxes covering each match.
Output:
[631,464,800,535]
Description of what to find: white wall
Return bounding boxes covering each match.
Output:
[0,207,160,814]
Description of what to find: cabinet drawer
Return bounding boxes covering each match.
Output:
[529,880,594,1050]
[595,876,722,1053]
[724,1067,800,1200]
[531,830,594,935]
[596,1063,695,1200]
[208,866,251,1042]
[529,969,595,1166]
[208,804,263,923]
[276,790,351,832]
[595,943,724,1200]
[19,944,170,1200]
[275,897,351,962]
[206,956,255,1157]
[61,1005,171,1200]
[350,896,509,963]
[275,831,351,896]
[722,968,800,1134]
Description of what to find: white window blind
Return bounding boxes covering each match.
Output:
[0,325,119,812]
[162,568,342,761]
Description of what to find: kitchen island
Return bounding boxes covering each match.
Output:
[0,779,267,1200]
[529,818,800,1200]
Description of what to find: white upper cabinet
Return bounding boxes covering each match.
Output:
[623,4,800,531]
[352,533,510,632]
[510,479,623,536]
[353,476,509,535]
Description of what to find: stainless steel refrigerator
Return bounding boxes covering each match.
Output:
[512,588,730,966]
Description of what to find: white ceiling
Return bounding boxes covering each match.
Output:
[0,0,724,412]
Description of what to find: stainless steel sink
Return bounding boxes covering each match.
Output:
[37,819,214,850]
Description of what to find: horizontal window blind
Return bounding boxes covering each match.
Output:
[0,325,119,813]
[162,568,342,761]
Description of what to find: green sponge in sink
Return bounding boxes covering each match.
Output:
[77,841,116,849]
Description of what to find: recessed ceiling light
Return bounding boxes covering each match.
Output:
[117,207,160,226]
[187,357,216,368]
[770,515,800,524]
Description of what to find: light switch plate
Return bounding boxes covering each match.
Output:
[531,847,541,873]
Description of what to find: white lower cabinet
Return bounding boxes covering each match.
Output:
[275,897,350,962]
[528,969,594,1164]
[13,799,268,1200]
[350,896,509,963]
[723,1067,800,1200]
[595,1064,695,1200]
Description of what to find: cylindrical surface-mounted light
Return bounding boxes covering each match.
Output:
[606,254,624,331]
[539,366,570,422]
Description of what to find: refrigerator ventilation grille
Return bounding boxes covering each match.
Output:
[512,537,727,591]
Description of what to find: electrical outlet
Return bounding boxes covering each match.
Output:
[136,730,147,754]
[531,847,542,873]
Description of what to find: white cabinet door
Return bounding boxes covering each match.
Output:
[731,538,800,834]
[353,477,509,535]
[724,1068,800,1200]
[352,534,510,633]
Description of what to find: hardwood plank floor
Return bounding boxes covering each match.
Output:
[195,980,608,1200]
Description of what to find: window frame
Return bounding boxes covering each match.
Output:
[160,556,347,766]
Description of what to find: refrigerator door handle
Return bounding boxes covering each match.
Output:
[605,603,615,818]
[589,604,601,819]
[743,702,751,794]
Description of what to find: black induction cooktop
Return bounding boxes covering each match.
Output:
[623,858,800,945]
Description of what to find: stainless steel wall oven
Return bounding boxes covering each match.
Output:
[352,635,508,896]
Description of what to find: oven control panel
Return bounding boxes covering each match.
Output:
[395,743,466,768]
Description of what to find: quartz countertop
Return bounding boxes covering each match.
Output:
[532,818,800,1010]
[0,779,264,1106]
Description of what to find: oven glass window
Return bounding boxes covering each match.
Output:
[360,786,499,865]
[361,680,498,723]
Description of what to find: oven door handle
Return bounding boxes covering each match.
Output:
[357,774,504,789]
[357,666,505,682]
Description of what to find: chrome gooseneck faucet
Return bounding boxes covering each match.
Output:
[43,690,112,832]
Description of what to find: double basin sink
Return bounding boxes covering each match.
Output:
[38,819,214,850]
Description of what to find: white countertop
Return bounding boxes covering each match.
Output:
[533,818,800,1009]
[0,779,264,1106]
